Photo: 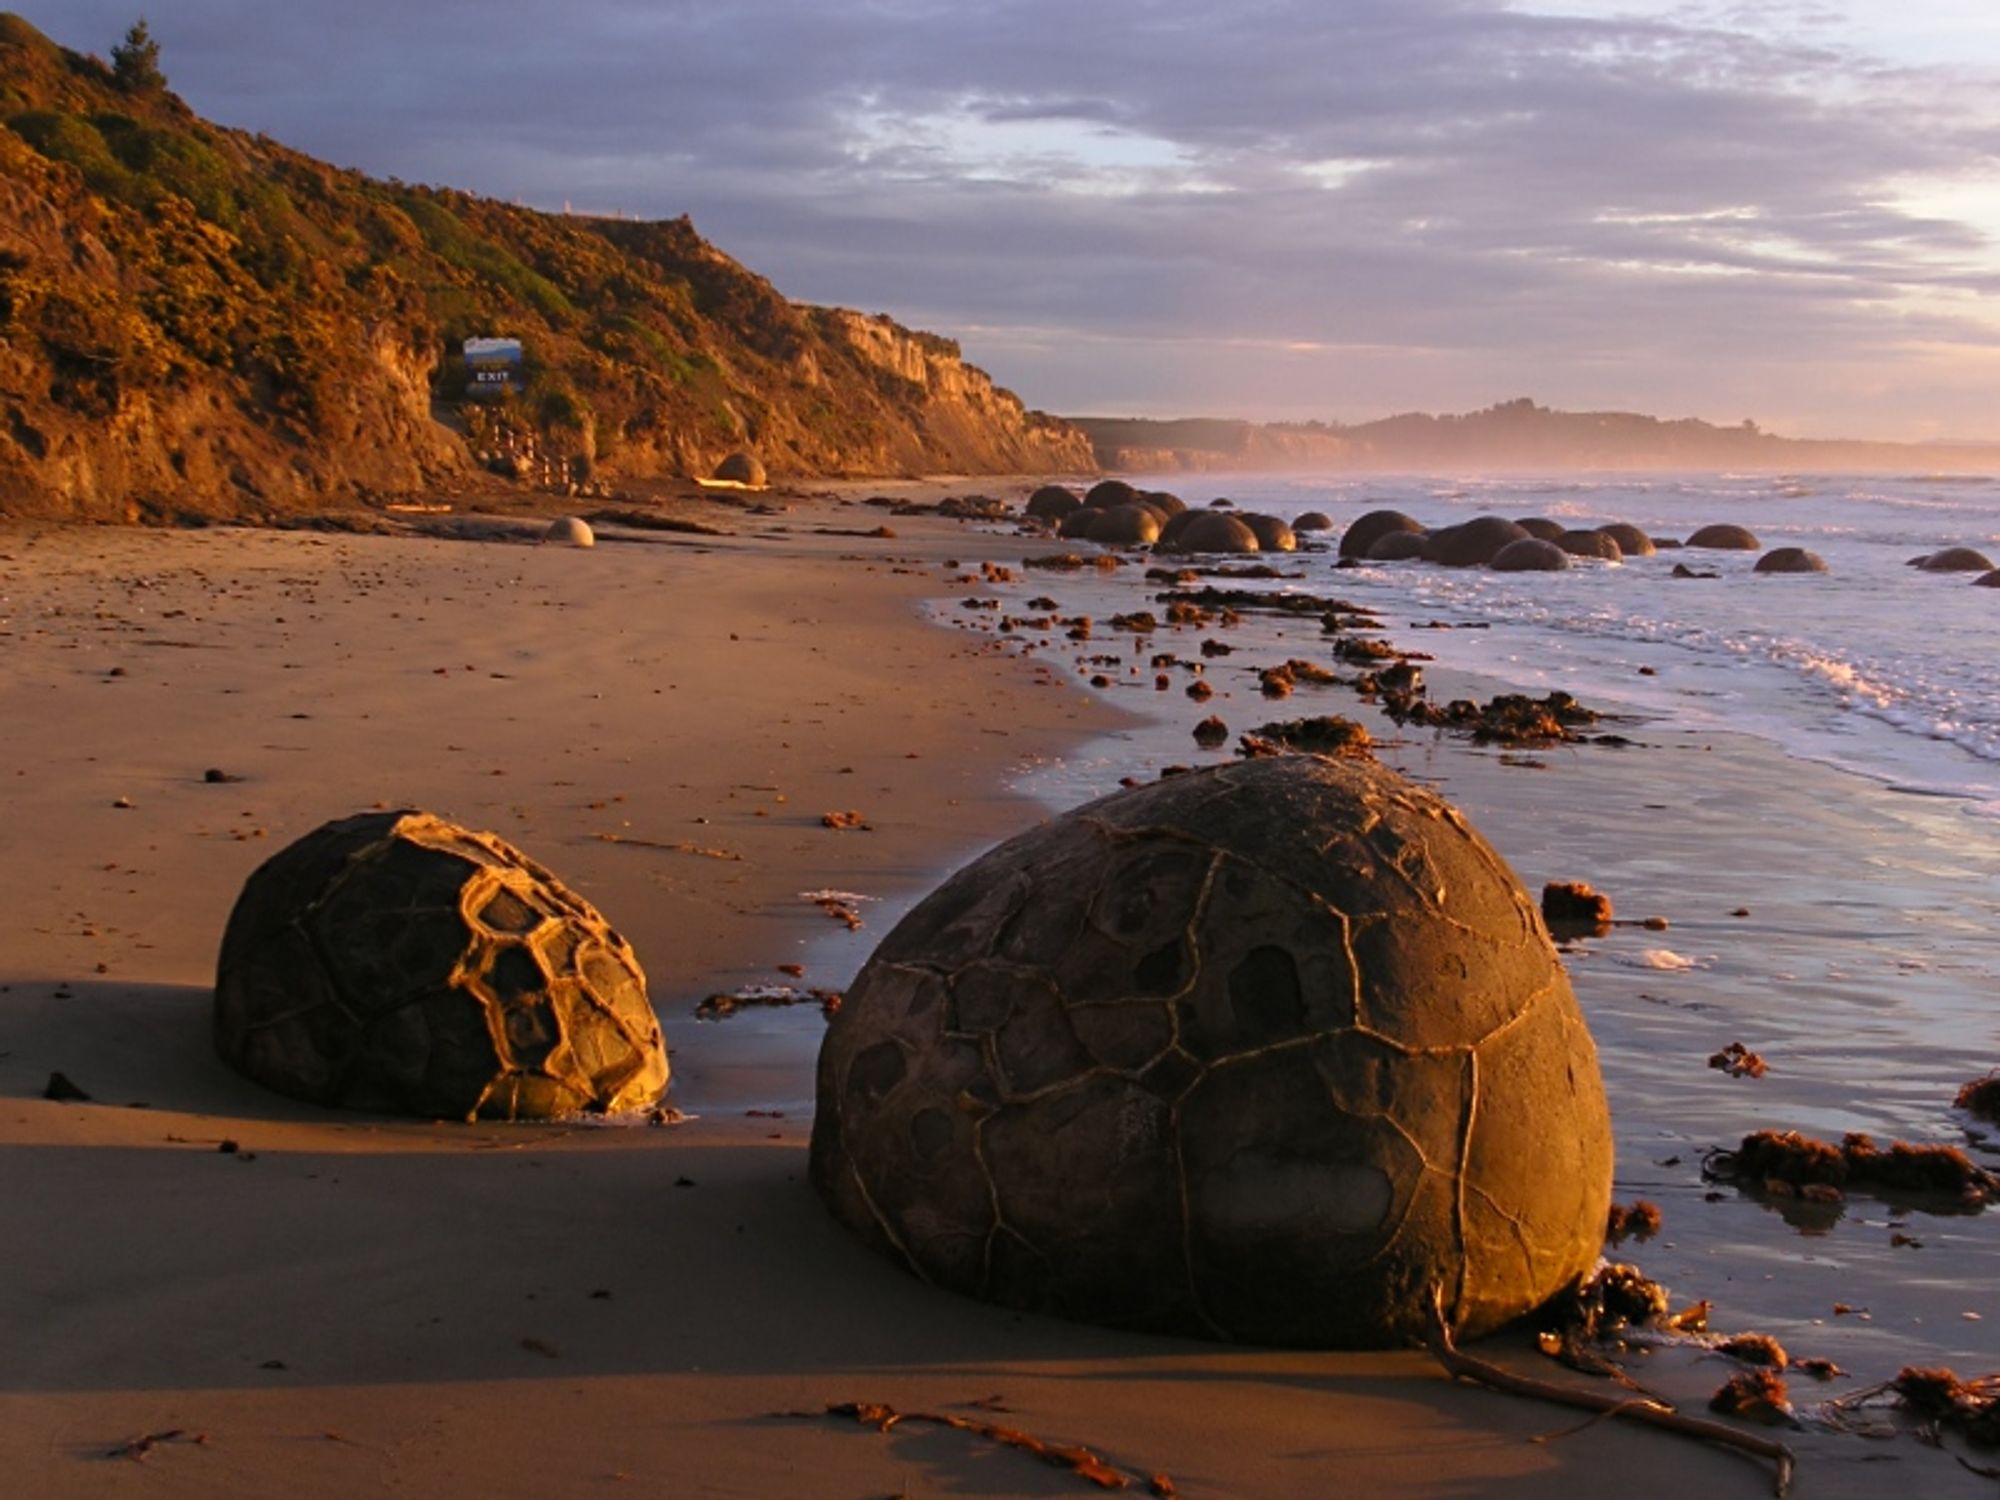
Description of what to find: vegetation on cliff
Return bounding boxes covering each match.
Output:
[0,16,1089,521]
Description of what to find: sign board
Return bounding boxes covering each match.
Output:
[463,337,523,398]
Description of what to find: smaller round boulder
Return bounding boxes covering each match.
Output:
[1091,504,1163,546]
[1686,523,1760,550]
[1339,509,1424,561]
[712,451,767,486]
[1917,546,1995,573]
[216,811,669,1121]
[1753,547,1829,574]
[1165,511,1261,554]
[1139,490,1188,518]
[543,516,595,548]
[1513,517,1565,541]
[1557,529,1622,562]
[1490,538,1571,572]
[1293,511,1335,532]
[1240,514,1297,552]
[1057,508,1103,540]
[1024,485,1082,522]
[1084,479,1140,510]
[1596,523,1655,557]
[1975,569,2000,588]
[1424,516,1530,568]
[1366,530,1429,562]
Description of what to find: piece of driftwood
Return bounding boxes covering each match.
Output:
[801,1399,1174,1493]
[1425,1295,1795,1497]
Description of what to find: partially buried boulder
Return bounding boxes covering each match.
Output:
[1490,538,1570,572]
[543,516,594,548]
[712,451,767,486]
[1367,530,1429,562]
[1057,507,1103,540]
[1595,523,1655,558]
[1686,523,1760,550]
[1513,517,1565,541]
[1339,509,1424,561]
[1083,479,1140,510]
[215,811,669,1120]
[1915,546,1995,573]
[1164,511,1260,554]
[1753,547,1829,574]
[1294,511,1334,532]
[810,754,1614,1348]
[1090,504,1162,546]
[1424,516,1530,567]
[1978,569,2000,588]
[1557,529,1622,562]
[1240,513,1297,552]
[1024,485,1082,522]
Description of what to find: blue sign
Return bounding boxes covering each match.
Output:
[464,337,523,398]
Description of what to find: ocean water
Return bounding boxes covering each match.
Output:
[1118,471,2000,816]
[937,470,2000,1379]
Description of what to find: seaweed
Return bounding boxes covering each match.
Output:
[1704,1128,1999,1209]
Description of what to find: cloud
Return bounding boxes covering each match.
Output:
[20,0,2000,436]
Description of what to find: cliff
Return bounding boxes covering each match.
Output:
[0,16,1091,522]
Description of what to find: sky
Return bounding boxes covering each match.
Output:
[19,1,2000,441]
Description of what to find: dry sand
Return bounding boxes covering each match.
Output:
[0,492,1969,1497]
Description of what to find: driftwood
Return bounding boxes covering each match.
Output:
[801,1400,1175,1493]
[1424,1293,1795,1497]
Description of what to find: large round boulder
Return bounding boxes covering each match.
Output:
[1490,538,1570,572]
[712,451,767,486]
[216,811,669,1121]
[1240,513,1298,552]
[1595,523,1655,557]
[1164,511,1261,554]
[1339,509,1424,561]
[1091,504,1163,546]
[1916,546,1995,573]
[1557,529,1622,562]
[1754,547,1829,574]
[810,756,1614,1348]
[1139,490,1188,518]
[1686,523,1760,550]
[1025,485,1082,522]
[1057,508,1102,540]
[1424,516,1531,567]
[1084,479,1140,510]
[1513,517,1565,541]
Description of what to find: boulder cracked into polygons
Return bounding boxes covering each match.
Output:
[810,755,1613,1348]
[216,811,669,1121]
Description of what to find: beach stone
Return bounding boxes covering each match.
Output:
[810,755,1614,1348]
[712,451,766,486]
[1240,513,1297,552]
[1916,546,1994,573]
[215,810,668,1121]
[1025,485,1082,522]
[1164,511,1261,554]
[1596,523,1655,557]
[1339,509,1424,560]
[1490,538,1570,572]
[1366,531,1429,562]
[1513,517,1565,541]
[1557,529,1622,562]
[1424,516,1531,567]
[1754,547,1829,574]
[1084,479,1140,510]
[1294,511,1334,532]
[1686,523,1760,550]
[543,516,595,548]
[1091,504,1163,546]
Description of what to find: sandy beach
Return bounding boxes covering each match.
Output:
[1,489,1991,1499]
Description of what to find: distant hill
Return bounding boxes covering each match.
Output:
[0,16,1091,522]
[1076,399,1998,475]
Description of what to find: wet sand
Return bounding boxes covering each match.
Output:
[0,493,1990,1497]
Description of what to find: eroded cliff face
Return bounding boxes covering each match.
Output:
[0,16,1091,522]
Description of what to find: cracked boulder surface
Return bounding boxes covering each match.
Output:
[810,754,1611,1348]
[215,811,668,1121]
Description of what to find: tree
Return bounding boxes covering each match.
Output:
[111,18,165,92]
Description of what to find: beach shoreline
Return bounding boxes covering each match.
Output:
[1,486,1993,1498]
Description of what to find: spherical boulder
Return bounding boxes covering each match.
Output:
[216,811,668,1121]
[1024,485,1082,522]
[1754,547,1829,574]
[543,516,595,548]
[1339,509,1424,561]
[1917,546,1995,573]
[1557,529,1622,562]
[1513,517,1565,542]
[1366,530,1429,562]
[1240,513,1297,552]
[1084,479,1140,510]
[1595,523,1655,557]
[1090,504,1163,546]
[1057,507,1103,540]
[712,451,766,486]
[1294,511,1335,532]
[1164,511,1260,554]
[1138,490,1188,518]
[810,755,1614,1348]
[1424,516,1530,567]
[1686,523,1759,550]
[1490,538,1571,572]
